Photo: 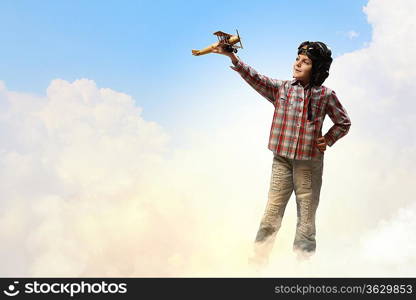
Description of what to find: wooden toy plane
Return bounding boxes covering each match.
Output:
[192,30,243,56]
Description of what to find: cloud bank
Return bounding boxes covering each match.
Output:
[0,0,415,277]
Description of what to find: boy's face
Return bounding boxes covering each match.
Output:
[293,54,312,85]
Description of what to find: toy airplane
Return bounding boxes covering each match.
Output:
[192,30,243,56]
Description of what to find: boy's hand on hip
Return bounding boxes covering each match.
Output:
[315,136,327,152]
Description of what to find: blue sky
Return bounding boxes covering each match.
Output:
[0,0,371,128]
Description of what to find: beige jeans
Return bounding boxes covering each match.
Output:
[253,154,324,261]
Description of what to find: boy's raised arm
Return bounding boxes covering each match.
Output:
[212,46,283,104]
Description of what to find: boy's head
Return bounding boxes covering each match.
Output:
[293,41,333,86]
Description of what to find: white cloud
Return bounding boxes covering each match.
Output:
[347,30,359,39]
[0,0,415,277]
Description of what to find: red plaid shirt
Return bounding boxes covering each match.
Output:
[231,60,351,160]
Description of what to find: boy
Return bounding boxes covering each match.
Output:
[212,41,351,264]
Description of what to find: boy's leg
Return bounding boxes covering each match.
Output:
[250,155,294,265]
[292,156,324,258]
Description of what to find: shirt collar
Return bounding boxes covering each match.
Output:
[290,79,316,90]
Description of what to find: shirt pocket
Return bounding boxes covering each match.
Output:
[277,96,292,111]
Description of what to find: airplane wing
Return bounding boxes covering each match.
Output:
[213,31,232,37]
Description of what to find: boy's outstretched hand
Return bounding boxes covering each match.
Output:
[212,45,240,65]
[211,44,231,56]
[316,136,327,152]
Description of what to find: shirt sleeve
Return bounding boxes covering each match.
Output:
[324,90,351,147]
[230,59,284,104]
